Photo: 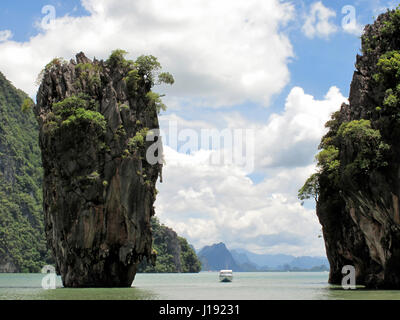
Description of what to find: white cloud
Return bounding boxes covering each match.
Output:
[372,0,399,16]
[302,1,337,39]
[341,5,364,36]
[0,0,294,107]
[342,21,364,36]
[225,86,347,170]
[256,86,347,168]
[160,113,216,133]
[0,30,12,42]
[159,86,347,175]
[154,86,346,256]
[0,1,348,256]
[155,146,325,256]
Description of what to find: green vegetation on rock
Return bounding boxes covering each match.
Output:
[179,236,202,273]
[298,6,400,288]
[146,91,168,114]
[0,50,186,277]
[127,128,149,151]
[135,54,174,86]
[0,71,52,272]
[106,49,133,70]
[138,217,201,273]
[299,34,396,201]
[110,50,174,113]
[298,173,319,202]
[43,94,106,139]
[74,62,102,93]
[299,116,390,200]
[35,58,66,85]
[21,98,34,113]
[299,7,400,201]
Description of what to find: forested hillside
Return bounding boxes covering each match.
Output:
[138,217,201,273]
[0,71,51,272]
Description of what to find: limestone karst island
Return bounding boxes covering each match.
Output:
[2,1,400,303]
[299,8,400,289]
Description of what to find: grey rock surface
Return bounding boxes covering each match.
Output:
[34,52,162,287]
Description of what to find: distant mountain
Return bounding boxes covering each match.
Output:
[288,256,329,270]
[199,243,329,272]
[230,250,251,265]
[198,242,241,271]
[232,248,329,271]
[231,249,294,269]
[230,250,259,271]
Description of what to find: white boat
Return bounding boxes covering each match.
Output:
[219,269,233,282]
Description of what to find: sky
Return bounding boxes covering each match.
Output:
[0,0,398,257]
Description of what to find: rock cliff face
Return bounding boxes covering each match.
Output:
[313,9,400,288]
[34,51,166,287]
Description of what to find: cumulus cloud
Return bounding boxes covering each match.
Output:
[224,86,347,170]
[256,86,347,168]
[0,1,348,256]
[302,1,337,39]
[342,21,364,36]
[0,0,294,107]
[155,146,324,256]
[0,30,12,42]
[154,86,346,256]
[159,86,346,175]
[372,0,399,16]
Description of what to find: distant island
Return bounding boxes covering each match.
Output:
[197,242,329,272]
[137,217,201,273]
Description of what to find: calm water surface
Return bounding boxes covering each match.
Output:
[1,272,400,300]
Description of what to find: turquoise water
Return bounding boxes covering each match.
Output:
[1,272,400,300]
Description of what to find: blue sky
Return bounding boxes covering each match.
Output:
[0,0,89,42]
[0,0,398,256]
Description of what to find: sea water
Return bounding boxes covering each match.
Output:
[1,272,400,300]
